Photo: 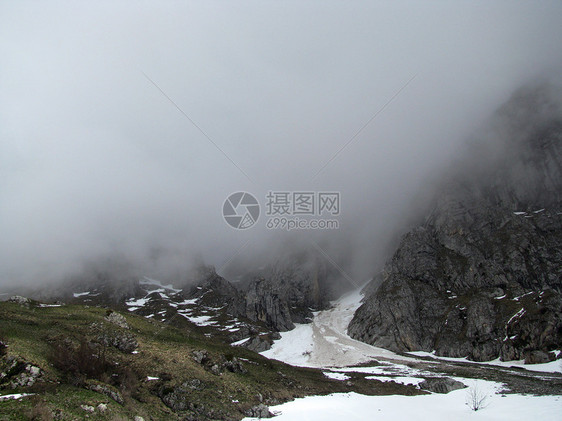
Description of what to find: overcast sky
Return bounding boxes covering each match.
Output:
[1,1,562,288]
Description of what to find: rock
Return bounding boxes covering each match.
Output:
[86,381,124,405]
[524,350,554,364]
[98,330,138,354]
[241,255,335,332]
[419,377,467,394]
[245,404,273,418]
[181,378,206,391]
[241,333,281,353]
[97,403,108,413]
[243,279,296,332]
[210,364,221,376]
[80,405,95,413]
[158,385,190,412]
[222,357,246,374]
[134,417,145,421]
[349,85,562,362]
[28,366,40,377]
[0,358,42,388]
[181,267,247,319]
[192,350,209,365]
[8,296,30,306]
[180,258,335,337]
[104,311,130,329]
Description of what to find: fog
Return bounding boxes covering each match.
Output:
[1,1,562,289]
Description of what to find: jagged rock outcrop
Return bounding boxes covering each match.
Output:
[0,355,42,389]
[349,84,562,362]
[241,253,333,331]
[183,267,247,318]
[184,255,333,333]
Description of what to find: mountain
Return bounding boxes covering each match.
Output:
[22,249,340,354]
[348,84,562,362]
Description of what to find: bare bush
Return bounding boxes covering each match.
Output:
[50,338,110,384]
[466,383,489,411]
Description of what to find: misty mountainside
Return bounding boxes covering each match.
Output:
[348,84,562,362]
[25,250,341,353]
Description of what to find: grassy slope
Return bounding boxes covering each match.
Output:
[0,301,421,420]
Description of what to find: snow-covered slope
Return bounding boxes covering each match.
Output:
[244,389,562,421]
[261,288,414,367]
[253,286,562,421]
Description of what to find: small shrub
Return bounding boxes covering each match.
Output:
[27,396,53,421]
[50,338,111,384]
[466,383,489,411]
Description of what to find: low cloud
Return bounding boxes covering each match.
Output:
[1,1,561,288]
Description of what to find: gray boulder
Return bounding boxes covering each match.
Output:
[419,377,467,394]
[245,404,273,418]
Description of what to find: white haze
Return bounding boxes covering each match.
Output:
[1,1,562,288]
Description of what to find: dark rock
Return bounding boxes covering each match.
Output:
[159,386,190,412]
[222,357,247,374]
[241,333,281,353]
[241,254,335,331]
[419,377,467,394]
[244,279,295,332]
[524,350,555,364]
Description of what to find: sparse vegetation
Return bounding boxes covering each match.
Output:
[0,300,424,420]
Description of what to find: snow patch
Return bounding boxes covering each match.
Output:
[0,393,35,401]
[408,351,562,374]
[323,372,351,381]
[365,375,424,385]
[126,297,148,307]
[140,277,182,293]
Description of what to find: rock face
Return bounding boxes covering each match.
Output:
[183,254,333,334]
[0,356,42,389]
[349,84,562,362]
[242,256,332,331]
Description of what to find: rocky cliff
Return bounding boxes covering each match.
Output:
[183,252,333,333]
[348,84,562,362]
